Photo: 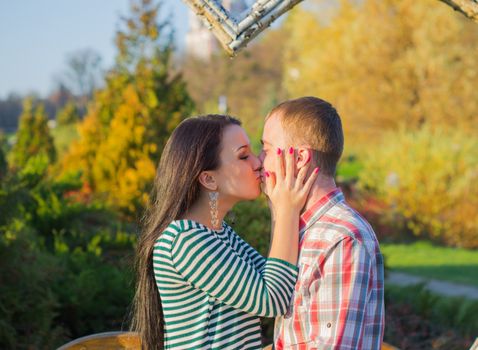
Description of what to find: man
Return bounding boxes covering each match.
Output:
[260,96,385,349]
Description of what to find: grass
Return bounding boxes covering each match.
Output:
[381,240,478,287]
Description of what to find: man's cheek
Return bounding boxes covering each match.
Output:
[263,156,276,173]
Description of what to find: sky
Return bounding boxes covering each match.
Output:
[0,0,190,99]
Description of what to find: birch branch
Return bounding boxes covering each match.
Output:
[438,0,478,22]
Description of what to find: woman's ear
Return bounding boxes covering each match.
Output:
[296,148,312,169]
[198,171,218,191]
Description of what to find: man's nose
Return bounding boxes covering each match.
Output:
[258,150,265,162]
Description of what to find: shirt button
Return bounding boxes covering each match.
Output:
[327,323,332,328]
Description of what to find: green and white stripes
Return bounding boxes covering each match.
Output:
[153,219,298,349]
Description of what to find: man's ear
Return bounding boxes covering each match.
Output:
[297,148,312,169]
[198,171,218,191]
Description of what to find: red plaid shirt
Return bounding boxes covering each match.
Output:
[274,188,385,349]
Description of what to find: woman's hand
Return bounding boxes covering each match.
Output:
[263,146,318,215]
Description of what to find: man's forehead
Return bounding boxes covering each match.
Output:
[263,113,285,143]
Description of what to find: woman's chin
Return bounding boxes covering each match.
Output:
[250,192,261,200]
[233,184,262,202]
[250,186,262,200]
[238,190,261,202]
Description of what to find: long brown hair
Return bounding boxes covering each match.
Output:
[130,115,241,349]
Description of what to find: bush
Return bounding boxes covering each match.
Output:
[0,147,6,181]
[385,284,477,349]
[0,163,136,347]
[230,196,271,256]
[358,124,478,248]
[0,223,135,349]
[51,245,134,342]
[0,225,66,349]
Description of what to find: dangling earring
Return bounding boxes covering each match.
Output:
[209,191,219,229]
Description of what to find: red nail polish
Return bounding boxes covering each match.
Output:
[277,148,282,155]
[289,147,294,154]
[265,171,270,177]
[314,167,319,174]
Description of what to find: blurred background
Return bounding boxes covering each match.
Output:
[0,0,477,349]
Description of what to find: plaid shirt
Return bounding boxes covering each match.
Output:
[273,188,385,349]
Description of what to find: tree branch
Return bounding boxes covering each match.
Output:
[438,0,478,22]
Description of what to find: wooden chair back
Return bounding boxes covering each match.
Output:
[57,331,400,350]
[57,331,141,350]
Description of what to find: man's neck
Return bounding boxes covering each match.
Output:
[302,176,338,215]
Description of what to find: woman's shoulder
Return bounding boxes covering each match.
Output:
[157,220,233,247]
[161,219,210,236]
[167,219,222,240]
[154,220,203,244]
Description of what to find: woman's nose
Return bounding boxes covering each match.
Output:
[252,154,262,171]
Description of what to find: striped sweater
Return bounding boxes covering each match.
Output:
[153,219,299,349]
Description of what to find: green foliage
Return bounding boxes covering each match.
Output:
[358,124,478,248]
[386,284,478,338]
[0,221,136,348]
[0,141,6,181]
[0,156,47,229]
[0,163,136,348]
[56,101,80,126]
[51,123,79,160]
[337,155,362,182]
[230,196,271,256]
[10,98,56,168]
[0,225,65,349]
[381,241,478,286]
[51,242,134,340]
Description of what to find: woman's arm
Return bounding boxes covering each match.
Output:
[171,223,298,317]
[225,225,266,271]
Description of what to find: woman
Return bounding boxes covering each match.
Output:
[131,115,318,349]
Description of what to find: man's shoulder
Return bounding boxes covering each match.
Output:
[332,201,375,235]
[304,201,378,249]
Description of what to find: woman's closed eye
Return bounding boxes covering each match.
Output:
[239,155,249,160]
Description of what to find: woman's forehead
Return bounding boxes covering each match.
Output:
[222,125,250,150]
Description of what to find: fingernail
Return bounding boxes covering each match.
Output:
[314,167,319,174]
[276,148,282,155]
[265,171,270,177]
[288,147,294,154]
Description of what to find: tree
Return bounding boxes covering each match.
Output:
[56,101,80,126]
[10,98,56,168]
[62,0,194,216]
[283,0,478,146]
[0,134,7,181]
[62,49,103,98]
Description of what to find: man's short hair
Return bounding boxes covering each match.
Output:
[267,96,344,177]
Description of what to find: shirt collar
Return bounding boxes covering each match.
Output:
[299,188,344,241]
